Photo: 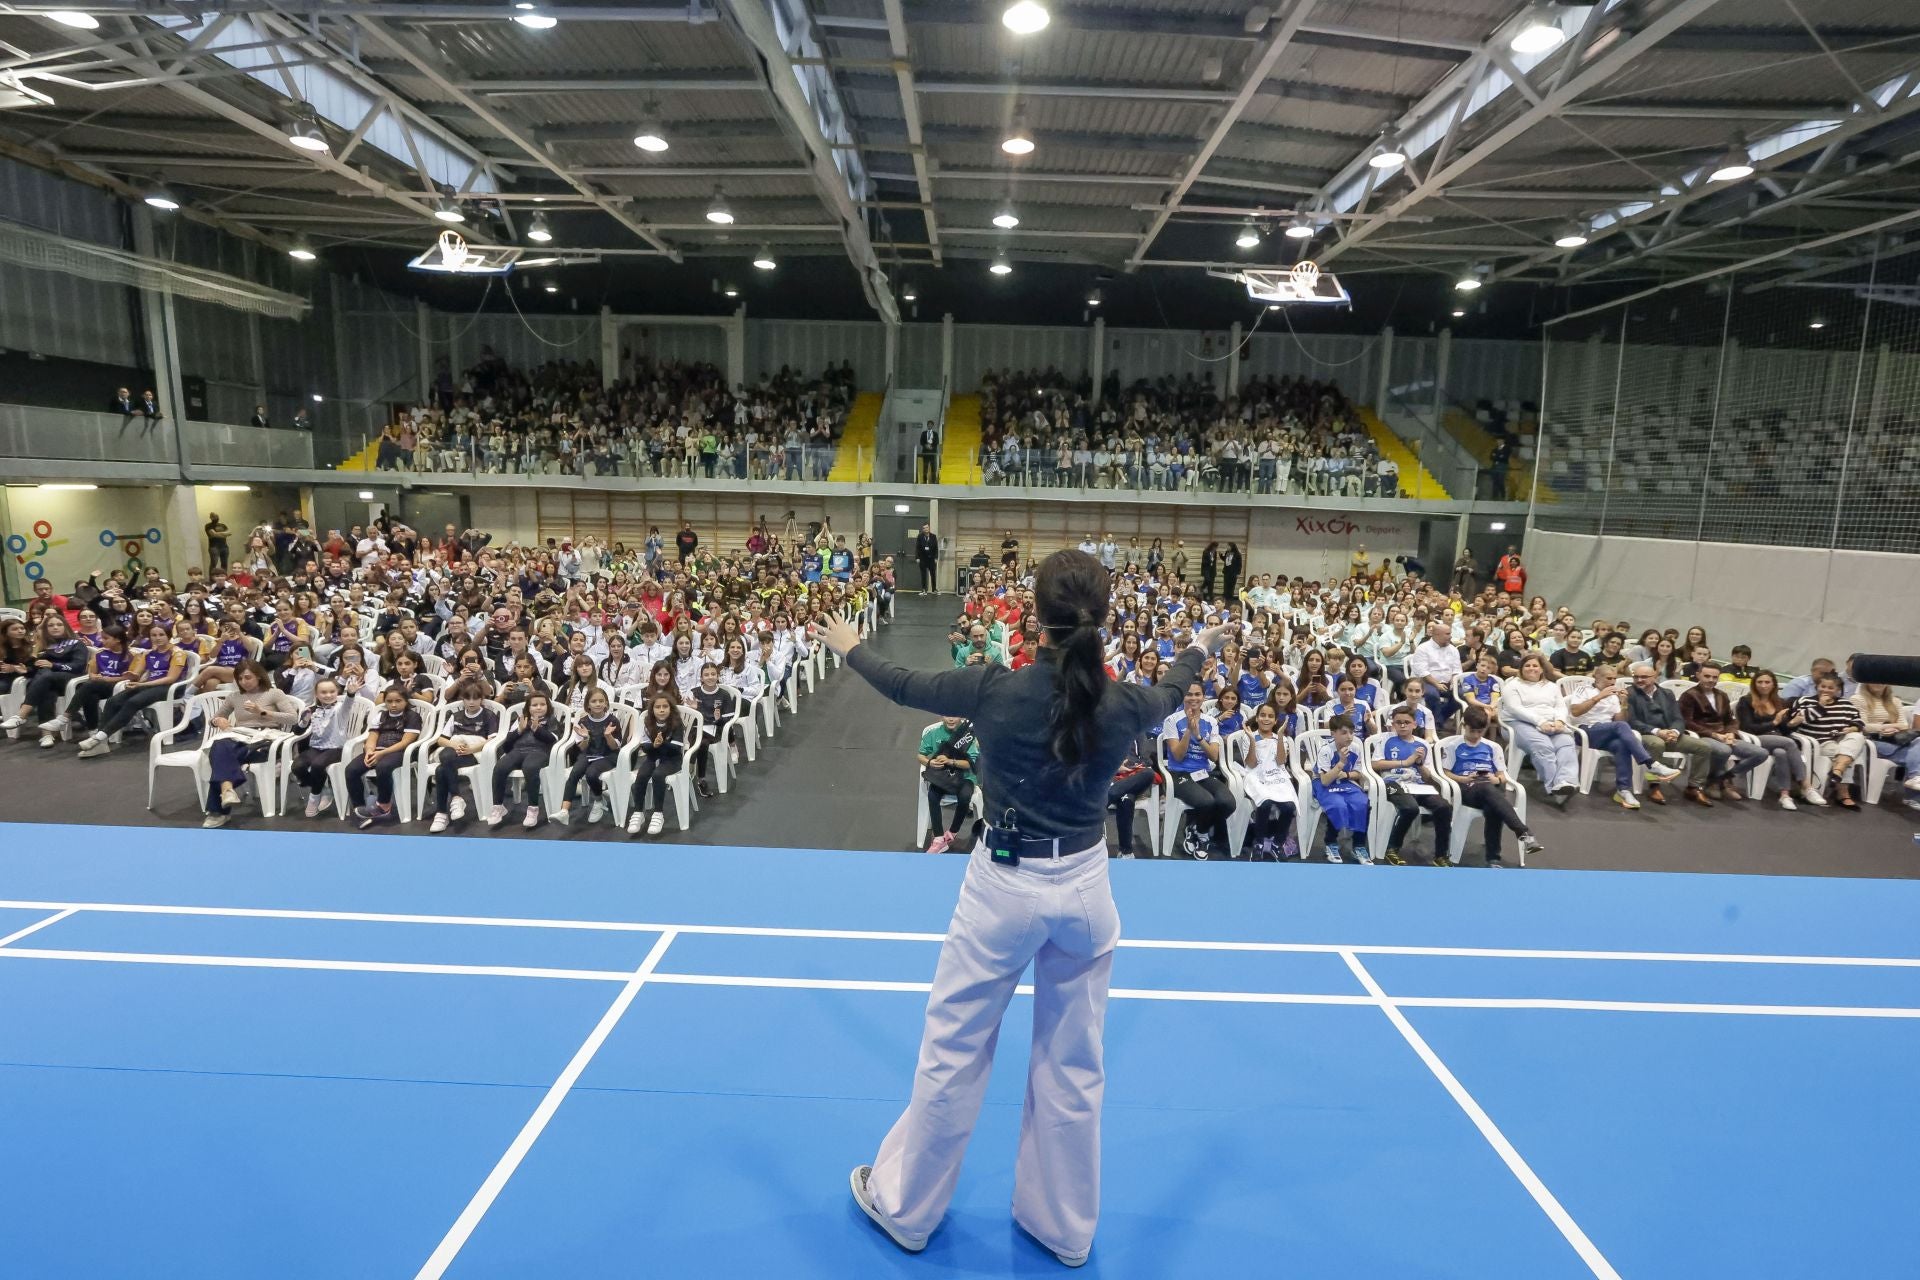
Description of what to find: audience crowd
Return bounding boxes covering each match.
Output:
[370,350,854,480]
[975,370,1401,497]
[916,546,1908,865]
[1,513,890,839]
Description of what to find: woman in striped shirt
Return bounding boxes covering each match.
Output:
[1794,673,1867,810]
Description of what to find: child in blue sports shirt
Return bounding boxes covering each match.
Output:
[1378,706,1454,866]
[1312,713,1372,864]
[1441,705,1544,868]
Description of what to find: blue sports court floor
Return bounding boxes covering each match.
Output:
[0,821,1915,1279]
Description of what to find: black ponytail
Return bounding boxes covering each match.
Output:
[1034,549,1110,776]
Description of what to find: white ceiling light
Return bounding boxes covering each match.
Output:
[433,198,465,223]
[705,186,734,225]
[285,104,329,153]
[1451,309,1466,318]
[47,11,99,29]
[1553,221,1590,249]
[1509,3,1566,55]
[511,4,557,29]
[1284,212,1315,239]
[752,246,777,270]
[1002,1,1050,35]
[1369,130,1407,169]
[992,207,1020,229]
[1086,287,1103,307]
[989,255,1012,275]
[209,484,251,493]
[901,281,918,301]
[1709,135,1755,182]
[311,393,325,402]
[357,490,374,500]
[143,186,180,211]
[894,503,912,514]
[526,214,553,243]
[40,483,98,491]
[633,108,669,152]
[1455,264,1487,292]
[288,242,317,262]
[1489,521,1507,532]
[1001,116,1035,156]
[1235,220,1261,249]
[1809,319,1826,330]
[722,283,740,298]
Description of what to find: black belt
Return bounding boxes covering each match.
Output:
[982,822,1107,860]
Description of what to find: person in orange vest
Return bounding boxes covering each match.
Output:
[1496,546,1527,597]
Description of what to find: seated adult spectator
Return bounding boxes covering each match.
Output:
[1735,671,1819,809]
[918,714,980,854]
[951,621,1008,668]
[1501,653,1581,806]
[1376,706,1453,866]
[346,685,422,826]
[1624,664,1720,806]
[110,386,137,415]
[1408,618,1463,731]
[1566,663,1681,810]
[1852,681,1920,808]
[1678,663,1767,802]
[75,623,188,758]
[1311,714,1371,864]
[2,614,89,739]
[1162,682,1234,858]
[1793,672,1867,809]
[1442,706,1543,867]
[199,660,303,828]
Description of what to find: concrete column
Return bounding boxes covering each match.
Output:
[940,312,954,390]
[726,309,746,389]
[416,300,433,402]
[1374,325,1393,411]
[129,207,188,477]
[1090,316,1106,404]
[244,243,266,413]
[1227,321,1242,396]
[600,305,618,387]
[884,322,898,389]
[161,484,204,581]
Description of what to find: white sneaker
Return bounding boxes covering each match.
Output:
[41,715,67,736]
[202,812,229,829]
[38,732,57,749]
[312,792,333,817]
[1800,785,1829,807]
[1520,834,1546,858]
[220,782,242,809]
[429,813,450,833]
[76,738,110,759]
[487,804,508,827]
[648,811,665,836]
[0,714,25,732]
[449,796,467,822]
[523,806,542,828]
[1353,845,1375,866]
[626,811,644,835]
[1612,789,1641,810]
[551,807,571,826]
[304,794,324,819]
[1778,793,1797,811]
[1903,773,1920,792]
[587,798,605,824]
[849,1166,924,1254]
[1323,844,1344,864]
[729,743,740,767]
[1646,762,1683,781]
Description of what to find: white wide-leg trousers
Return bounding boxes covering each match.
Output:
[867,838,1118,1259]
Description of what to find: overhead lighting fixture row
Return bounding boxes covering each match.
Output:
[1709,134,1755,183]
[526,213,553,243]
[1369,130,1407,169]
[989,255,1012,275]
[992,207,1020,229]
[1001,114,1035,155]
[511,3,557,29]
[706,186,735,225]
[1235,220,1261,249]
[1509,3,1566,55]
[752,246,777,270]
[1002,2,1050,35]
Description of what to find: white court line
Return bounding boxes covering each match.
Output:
[413,929,679,1280]
[0,898,1915,969]
[1340,950,1623,1280]
[0,947,631,984]
[0,908,76,949]
[5,946,1920,1018]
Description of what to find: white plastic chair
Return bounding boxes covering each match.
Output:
[148,690,227,811]
[1434,735,1530,866]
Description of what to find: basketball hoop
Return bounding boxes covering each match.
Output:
[1209,262,1350,306]
[1289,260,1321,292]
[436,230,470,271]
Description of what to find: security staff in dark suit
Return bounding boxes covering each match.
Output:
[110,387,136,416]
[913,523,939,596]
[917,424,941,483]
[251,405,271,429]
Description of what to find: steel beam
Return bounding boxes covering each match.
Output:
[879,0,940,265]
[1124,0,1324,269]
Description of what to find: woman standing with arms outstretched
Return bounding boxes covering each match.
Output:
[823,550,1225,1268]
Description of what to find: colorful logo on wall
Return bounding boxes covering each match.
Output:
[101,526,164,574]
[6,521,70,581]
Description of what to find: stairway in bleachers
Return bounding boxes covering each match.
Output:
[1359,408,1450,500]
[335,439,379,471]
[940,394,981,483]
[1443,407,1555,502]
[827,391,883,482]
